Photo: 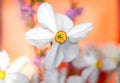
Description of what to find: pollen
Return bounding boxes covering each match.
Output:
[96,60,102,69]
[0,70,6,79]
[55,30,67,44]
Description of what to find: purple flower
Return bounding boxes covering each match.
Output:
[17,0,36,19]
[66,7,83,21]
[34,55,45,68]
[20,5,36,19]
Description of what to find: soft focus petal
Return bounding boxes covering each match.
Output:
[72,55,93,69]
[7,56,28,73]
[0,50,9,70]
[89,69,99,83]
[45,70,59,83]
[81,67,95,82]
[67,75,83,83]
[102,44,120,62]
[29,73,39,83]
[0,80,5,83]
[103,44,118,58]
[59,68,67,83]
[61,41,79,62]
[45,42,64,70]
[72,46,97,69]
[102,58,117,71]
[68,23,92,43]
[56,14,73,32]
[86,46,100,60]
[26,27,54,47]
[37,3,57,32]
[5,73,29,83]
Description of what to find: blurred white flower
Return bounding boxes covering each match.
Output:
[29,69,85,83]
[44,68,84,83]
[102,44,120,64]
[0,50,29,83]
[71,52,89,69]
[29,73,39,83]
[26,3,92,70]
[72,46,117,83]
[45,68,67,83]
[67,75,83,83]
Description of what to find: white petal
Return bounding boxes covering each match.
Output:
[7,56,28,73]
[68,23,92,43]
[26,27,54,47]
[81,67,95,82]
[5,73,29,83]
[102,58,117,71]
[61,41,79,62]
[72,55,93,69]
[59,68,67,83]
[45,70,59,83]
[0,50,9,70]
[45,42,64,70]
[89,69,99,83]
[67,75,83,83]
[29,73,39,83]
[0,80,5,83]
[37,3,57,32]
[56,14,73,32]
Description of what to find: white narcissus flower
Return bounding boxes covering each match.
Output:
[0,50,29,83]
[26,3,92,70]
[79,47,117,83]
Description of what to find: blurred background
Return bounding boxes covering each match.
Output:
[1,0,119,59]
[0,0,119,82]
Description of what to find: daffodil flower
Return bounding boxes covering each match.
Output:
[26,3,92,70]
[0,50,29,83]
[74,47,117,83]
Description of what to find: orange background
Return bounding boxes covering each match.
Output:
[1,0,119,59]
[1,0,119,81]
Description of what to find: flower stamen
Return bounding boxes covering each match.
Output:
[96,60,102,69]
[0,70,6,79]
[55,30,67,44]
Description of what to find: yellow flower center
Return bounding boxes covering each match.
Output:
[0,70,6,79]
[96,60,102,69]
[55,30,67,44]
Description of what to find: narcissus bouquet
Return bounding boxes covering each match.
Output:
[1,2,120,83]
